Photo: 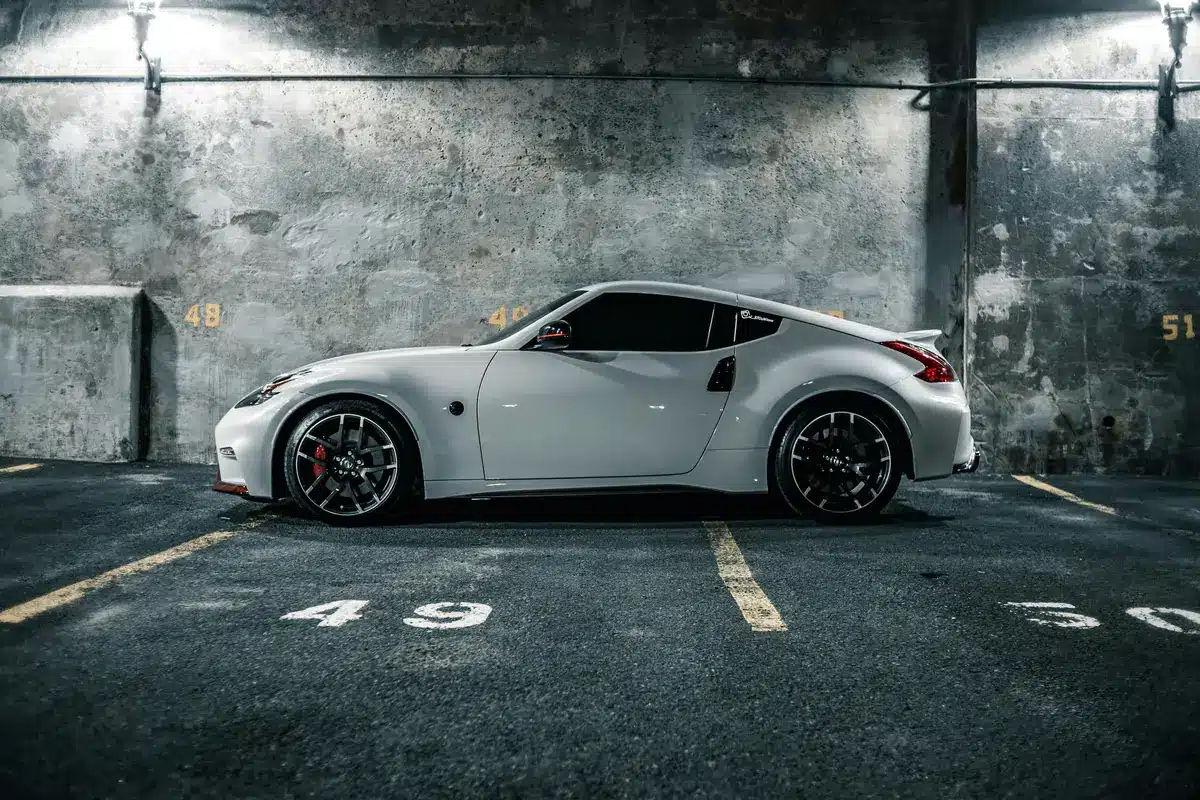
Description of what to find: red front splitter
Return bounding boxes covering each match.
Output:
[213,465,249,495]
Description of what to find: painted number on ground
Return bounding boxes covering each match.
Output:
[280,599,368,627]
[1003,602,1101,629]
[1005,602,1200,634]
[1125,607,1200,634]
[403,602,492,629]
[280,600,492,629]
[185,303,221,328]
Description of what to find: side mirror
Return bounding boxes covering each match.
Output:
[535,320,571,350]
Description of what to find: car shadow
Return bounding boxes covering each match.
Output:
[244,491,952,535]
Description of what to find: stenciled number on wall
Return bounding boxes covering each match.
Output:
[487,305,530,330]
[185,303,222,329]
[1162,313,1196,341]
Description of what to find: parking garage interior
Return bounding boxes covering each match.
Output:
[1,1,1199,797]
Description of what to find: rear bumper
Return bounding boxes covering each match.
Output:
[953,448,981,474]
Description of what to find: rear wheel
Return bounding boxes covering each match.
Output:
[283,399,419,526]
[773,404,902,524]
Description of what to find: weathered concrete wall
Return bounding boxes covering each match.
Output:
[0,285,144,461]
[972,11,1200,475]
[0,0,945,463]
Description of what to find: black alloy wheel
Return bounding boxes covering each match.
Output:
[773,404,902,524]
[283,399,418,525]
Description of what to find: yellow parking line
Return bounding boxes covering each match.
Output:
[1012,475,1117,516]
[704,521,787,632]
[0,512,277,624]
[0,463,41,474]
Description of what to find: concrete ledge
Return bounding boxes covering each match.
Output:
[0,285,145,462]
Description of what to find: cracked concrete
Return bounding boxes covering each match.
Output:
[971,9,1200,476]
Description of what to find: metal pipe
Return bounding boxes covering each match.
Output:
[0,72,1195,91]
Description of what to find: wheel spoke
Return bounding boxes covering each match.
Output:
[350,490,364,513]
[304,434,336,449]
[360,473,383,505]
[298,451,325,465]
[304,471,329,497]
[319,479,340,509]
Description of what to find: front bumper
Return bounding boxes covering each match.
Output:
[953,447,981,474]
[213,389,311,500]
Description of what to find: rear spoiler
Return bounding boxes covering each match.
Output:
[897,329,943,350]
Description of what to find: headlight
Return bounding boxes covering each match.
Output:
[233,369,311,408]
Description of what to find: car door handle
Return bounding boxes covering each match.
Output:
[707,356,736,392]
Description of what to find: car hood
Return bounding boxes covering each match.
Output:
[264,345,476,391]
[287,345,470,374]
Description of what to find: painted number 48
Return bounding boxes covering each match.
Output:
[185,303,221,328]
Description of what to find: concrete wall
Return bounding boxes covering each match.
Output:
[0,0,950,463]
[972,9,1200,476]
[0,285,144,461]
[13,2,1196,479]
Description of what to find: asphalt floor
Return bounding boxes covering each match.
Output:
[1,458,1198,799]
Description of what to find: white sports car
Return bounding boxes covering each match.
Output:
[214,281,979,525]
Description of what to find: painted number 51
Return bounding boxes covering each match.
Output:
[1162,313,1195,341]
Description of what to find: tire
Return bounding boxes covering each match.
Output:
[283,398,420,526]
[772,401,903,524]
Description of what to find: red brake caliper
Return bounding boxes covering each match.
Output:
[313,444,327,478]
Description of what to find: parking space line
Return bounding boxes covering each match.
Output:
[0,463,41,475]
[1012,475,1117,516]
[0,512,277,625]
[703,521,787,632]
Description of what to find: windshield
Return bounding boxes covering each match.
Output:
[469,290,587,346]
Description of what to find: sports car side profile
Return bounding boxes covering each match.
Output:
[213,281,979,525]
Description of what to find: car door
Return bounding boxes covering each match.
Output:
[476,291,734,480]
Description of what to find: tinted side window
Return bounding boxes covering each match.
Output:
[711,303,783,345]
[708,304,737,349]
[564,292,714,351]
[736,308,783,343]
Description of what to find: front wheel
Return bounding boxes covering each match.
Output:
[773,404,903,524]
[283,399,419,526]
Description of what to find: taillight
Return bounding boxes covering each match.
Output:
[882,340,957,383]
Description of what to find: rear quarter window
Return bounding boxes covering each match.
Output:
[709,304,783,347]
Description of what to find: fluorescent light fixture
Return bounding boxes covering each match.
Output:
[126,0,164,92]
[1159,1,1197,66]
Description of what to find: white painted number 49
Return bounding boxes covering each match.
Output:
[280,600,493,630]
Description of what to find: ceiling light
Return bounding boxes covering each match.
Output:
[1159,1,1198,66]
[126,0,163,93]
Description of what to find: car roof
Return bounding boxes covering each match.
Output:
[579,280,900,342]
